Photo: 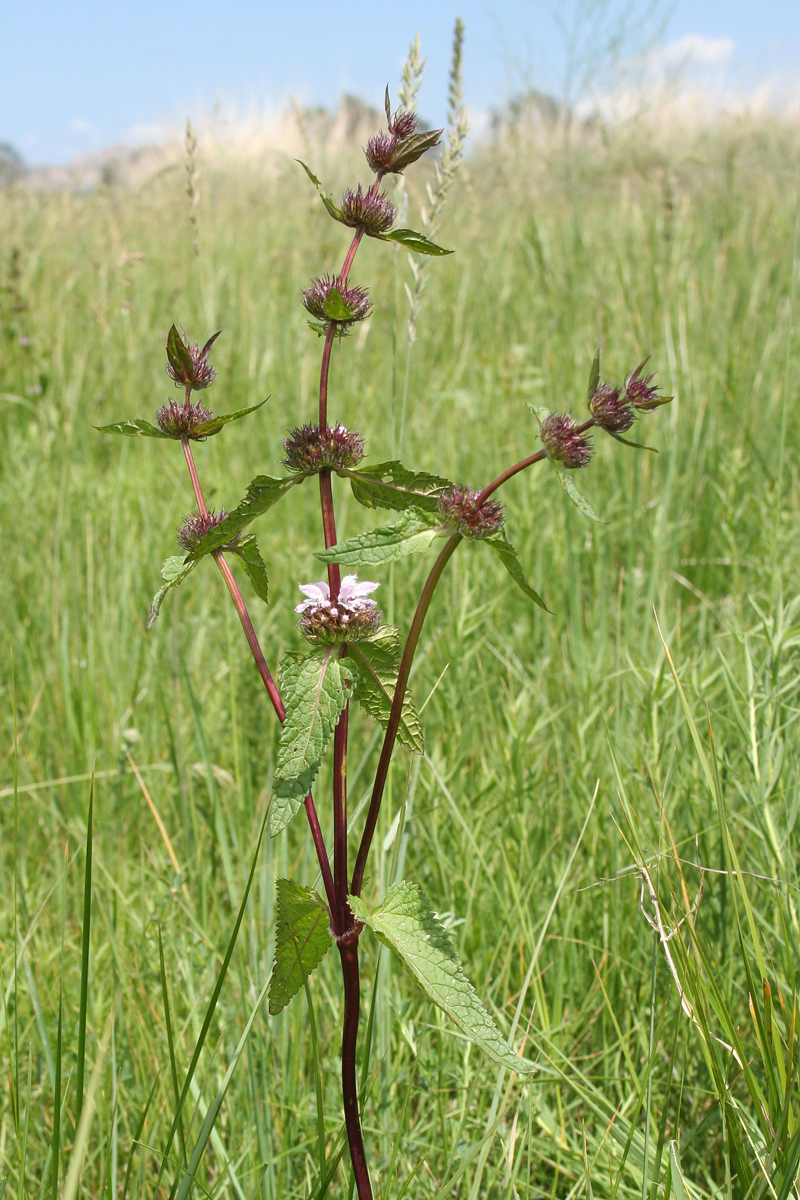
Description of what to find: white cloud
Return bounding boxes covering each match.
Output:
[654,34,736,71]
[69,118,95,134]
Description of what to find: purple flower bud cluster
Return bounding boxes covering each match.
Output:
[437,485,505,539]
[364,106,442,176]
[301,275,372,330]
[166,332,219,391]
[540,414,594,469]
[589,359,669,434]
[282,423,365,474]
[177,508,238,552]
[341,186,396,235]
[156,396,214,439]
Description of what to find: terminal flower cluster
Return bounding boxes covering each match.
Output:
[295,576,381,644]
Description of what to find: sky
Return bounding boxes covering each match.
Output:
[3,0,799,165]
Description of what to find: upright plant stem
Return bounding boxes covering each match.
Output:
[179,435,339,923]
[338,941,372,1199]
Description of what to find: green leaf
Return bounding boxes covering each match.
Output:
[378,227,452,256]
[556,469,604,523]
[606,429,657,452]
[297,160,345,223]
[271,650,357,835]
[95,418,171,438]
[268,879,333,1016]
[349,628,424,753]
[527,403,550,427]
[345,461,453,514]
[166,324,195,380]
[230,535,268,603]
[188,475,297,560]
[350,882,536,1075]
[587,345,601,399]
[147,555,198,629]
[191,397,268,438]
[387,129,443,172]
[486,532,549,611]
[323,288,357,322]
[315,511,444,567]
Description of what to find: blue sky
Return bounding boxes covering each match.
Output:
[3,1,799,165]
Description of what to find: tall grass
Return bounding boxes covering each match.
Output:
[1,113,800,1197]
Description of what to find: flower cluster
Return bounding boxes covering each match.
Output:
[166,331,219,391]
[302,275,372,332]
[341,186,396,235]
[364,107,441,175]
[295,576,381,644]
[589,383,635,433]
[540,413,594,468]
[624,359,667,411]
[437,485,505,540]
[177,508,236,552]
[156,396,214,439]
[282,423,365,474]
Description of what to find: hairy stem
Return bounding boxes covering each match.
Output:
[338,940,372,1200]
[179,436,339,925]
[352,534,461,896]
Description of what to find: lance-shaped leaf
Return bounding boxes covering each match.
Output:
[323,288,359,322]
[556,469,604,523]
[96,418,172,439]
[587,345,602,400]
[188,475,297,560]
[385,129,443,173]
[166,324,197,380]
[190,397,268,438]
[271,650,358,835]
[229,534,268,603]
[486,531,549,612]
[297,160,345,223]
[344,461,453,515]
[350,882,536,1075]
[147,555,198,629]
[316,511,445,568]
[349,627,424,753]
[268,879,333,1016]
[376,228,451,256]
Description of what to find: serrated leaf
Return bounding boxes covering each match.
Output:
[315,512,444,567]
[556,469,604,523]
[230,535,268,603]
[95,418,171,439]
[486,532,549,611]
[587,345,601,399]
[297,160,345,222]
[323,288,357,322]
[188,475,297,560]
[192,397,268,438]
[147,555,198,629]
[350,882,536,1075]
[270,650,357,834]
[349,631,424,753]
[166,324,194,379]
[378,228,451,256]
[345,461,453,514]
[268,879,333,1016]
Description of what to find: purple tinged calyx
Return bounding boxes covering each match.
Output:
[301,275,372,327]
[177,508,239,552]
[157,396,214,438]
[540,413,593,469]
[282,423,365,474]
[340,185,396,235]
[437,485,505,539]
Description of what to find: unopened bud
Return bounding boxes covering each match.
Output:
[589,382,635,433]
[540,413,593,469]
[341,185,396,235]
[166,327,219,391]
[282,423,365,474]
[624,359,670,411]
[156,396,213,439]
[301,275,372,332]
[437,485,505,540]
[177,508,238,552]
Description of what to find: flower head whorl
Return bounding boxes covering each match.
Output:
[166,330,219,391]
[624,360,669,411]
[295,576,381,645]
[156,396,214,438]
[177,508,238,552]
[282,424,365,474]
[340,185,396,235]
[589,382,635,434]
[437,486,505,540]
[540,413,593,469]
[301,275,372,332]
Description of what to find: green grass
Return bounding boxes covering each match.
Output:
[2,116,800,1198]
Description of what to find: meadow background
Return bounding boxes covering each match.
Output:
[2,80,800,1199]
